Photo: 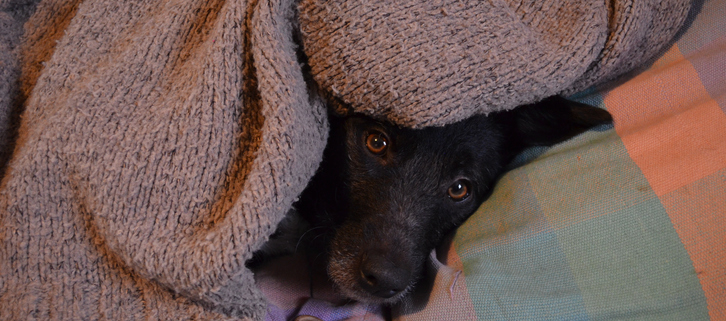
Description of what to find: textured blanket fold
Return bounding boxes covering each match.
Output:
[0,0,692,319]
[298,0,692,127]
[1,0,327,319]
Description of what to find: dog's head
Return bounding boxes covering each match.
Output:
[296,97,612,303]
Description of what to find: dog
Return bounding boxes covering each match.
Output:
[251,96,612,304]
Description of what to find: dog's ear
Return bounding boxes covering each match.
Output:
[504,96,613,147]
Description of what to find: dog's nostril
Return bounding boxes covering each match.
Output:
[375,288,398,299]
[361,270,379,286]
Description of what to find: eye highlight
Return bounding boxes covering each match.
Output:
[366,132,389,155]
[448,180,470,201]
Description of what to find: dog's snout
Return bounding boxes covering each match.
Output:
[358,252,411,298]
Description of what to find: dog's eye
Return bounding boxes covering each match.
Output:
[366,132,388,155]
[448,180,470,201]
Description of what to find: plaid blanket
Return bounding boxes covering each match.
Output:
[259,0,726,319]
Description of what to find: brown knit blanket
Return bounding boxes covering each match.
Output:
[0,0,692,319]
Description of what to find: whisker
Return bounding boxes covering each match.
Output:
[295,226,326,253]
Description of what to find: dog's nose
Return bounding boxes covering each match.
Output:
[358,253,411,299]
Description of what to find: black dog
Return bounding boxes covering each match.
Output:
[253,96,612,304]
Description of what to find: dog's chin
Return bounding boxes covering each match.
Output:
[337,282,413,305]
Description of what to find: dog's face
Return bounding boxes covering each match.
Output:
[296,97,612,303]
[327,114,507,302]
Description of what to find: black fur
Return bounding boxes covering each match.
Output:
[254,96,612,304]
